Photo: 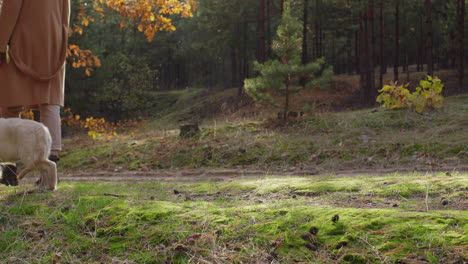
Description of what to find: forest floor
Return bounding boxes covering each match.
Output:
[57,93,467,178]
[1,71,467,263]
[1,172,467,263]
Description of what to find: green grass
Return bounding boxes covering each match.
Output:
[59,94,468,173]
[43,93,468,262]
[1,173,467,263]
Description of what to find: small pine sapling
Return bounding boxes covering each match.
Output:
[244,0,333,119]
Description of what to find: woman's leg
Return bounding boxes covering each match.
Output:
[39,104,62,156]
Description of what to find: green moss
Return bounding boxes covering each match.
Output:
[1,173,466,263]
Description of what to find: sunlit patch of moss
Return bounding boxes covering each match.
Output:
[1,173,467,263]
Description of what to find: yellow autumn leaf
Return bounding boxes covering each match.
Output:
[74,25,83,35]
[82,17,89,26]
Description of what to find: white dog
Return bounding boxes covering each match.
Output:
[0,118,57,190]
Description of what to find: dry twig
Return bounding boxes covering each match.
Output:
[358,235,389,264]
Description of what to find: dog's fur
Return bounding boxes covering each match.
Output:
[0,118,57,190]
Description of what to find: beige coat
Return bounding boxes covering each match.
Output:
[0,0,70,108]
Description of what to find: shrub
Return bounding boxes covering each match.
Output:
[376,76,444,113]
[376,81,411,110]
[408,76,444,112]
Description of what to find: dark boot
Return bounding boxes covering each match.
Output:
[49,155,60,163]
[0,165,19,186]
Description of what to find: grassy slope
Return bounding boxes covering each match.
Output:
[1,92,467,263]
[0,172,466,263]
[59,94,468,173]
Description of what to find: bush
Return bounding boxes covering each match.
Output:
[376,76,444,113]
[376,81,411,110]
[409,76,444,112]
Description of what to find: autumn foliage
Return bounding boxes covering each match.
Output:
[62,108,146,140]
[102,0,197,41]
[376,76,444,113]
[68,0,197,75]
[67,45,101,77]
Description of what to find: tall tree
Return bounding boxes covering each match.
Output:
[266,0,272,58]
[359,10,367,102]
[425,0,434,76]
[456,0,465,90]
[394,0,400,81]
[314,0,321,59]
[359,10,366,95]
[257,0,266,63]
[379,0,385,88]
[301,0,309,86]
[367,0,376,100]
[418,14,424,72]
[231,23,241,89]
[302,0,309,66]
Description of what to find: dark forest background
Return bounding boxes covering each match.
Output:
[66,0,467,121]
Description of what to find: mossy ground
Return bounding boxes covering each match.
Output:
[5,84,465,263]
[0,172,466,263]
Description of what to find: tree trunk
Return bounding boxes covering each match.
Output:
[347,30,353,74]
[233,23,241,89]
[319,17,323,57]
[456,0,465,91]
[355,30,359,74]
[425,0,433,76]
[405,48,410,81]
[302,0,309,65]
[418,15,424,72]
[403,11,409,82]
[359,10,368,103]
[280,0,284,15]
[301,0,309,86]
[284,80,290,119]
[394,0,399,81]
[257,0,266,63]
[367,0,376,102]
[379,0,384,89]
[314,0,319,59]
[239,22,248,96]
[266,0,272,58]
[231,45,238,88]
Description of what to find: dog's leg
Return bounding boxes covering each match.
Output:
[39,160,57,191]
[16,165,35,180]
[17,160,57,191]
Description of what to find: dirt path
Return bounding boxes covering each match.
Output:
[54,165,468,183]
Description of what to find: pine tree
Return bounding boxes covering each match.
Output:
[244,0,333,119]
